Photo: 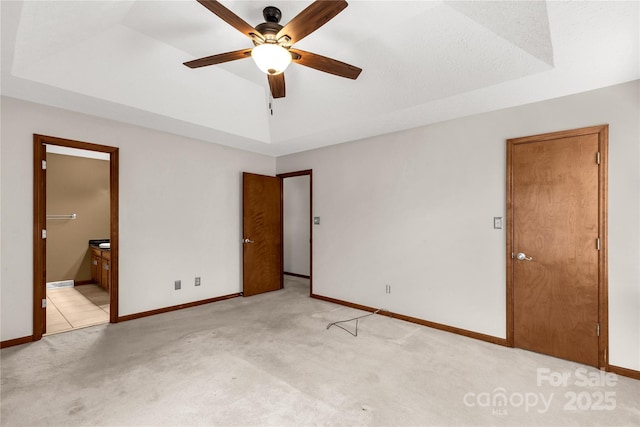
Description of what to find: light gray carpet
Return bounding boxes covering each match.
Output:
[1,277,638,426]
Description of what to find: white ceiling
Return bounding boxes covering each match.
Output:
[2,1,638,156]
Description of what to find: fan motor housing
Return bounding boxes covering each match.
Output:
[255,21,282,38]
[254,6,283,42]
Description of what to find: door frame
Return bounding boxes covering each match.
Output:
[506,125,608,368]
[277,169,313,296]
[33,134,119,340]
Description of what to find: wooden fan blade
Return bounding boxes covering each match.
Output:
[276,0,347,45]
[197,0,264,42]
[184,48,252,68]
[268,73,286,98]
[290,48,361,79]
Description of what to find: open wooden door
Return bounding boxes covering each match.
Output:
[507,125,608,368]
[242,172,283,296]
[34,139,47,338]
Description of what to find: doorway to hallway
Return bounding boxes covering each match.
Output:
[279,170,312,295]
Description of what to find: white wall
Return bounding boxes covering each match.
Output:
[276,80,640,371]
[3,82,638,372]
[283,176,310,276]
[0,96,275,341]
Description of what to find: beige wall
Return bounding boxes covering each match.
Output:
[46,153,109,283]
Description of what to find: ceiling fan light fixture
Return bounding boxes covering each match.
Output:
[251,43,292,75]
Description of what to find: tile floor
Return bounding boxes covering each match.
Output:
[45,285,109,335]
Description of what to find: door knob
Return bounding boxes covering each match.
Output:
[242,238,254,244]
[516,252,533,261]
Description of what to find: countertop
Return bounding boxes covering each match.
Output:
[89,239,110,251]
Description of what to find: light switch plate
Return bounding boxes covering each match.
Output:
[314,217,320,225]
[494,217,503,229]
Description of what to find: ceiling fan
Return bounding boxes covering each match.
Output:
[183,0,362,99]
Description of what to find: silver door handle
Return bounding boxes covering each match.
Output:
[242,238,254,244]
[516,252,533,261]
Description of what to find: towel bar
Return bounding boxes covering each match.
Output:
[46,214,77,220]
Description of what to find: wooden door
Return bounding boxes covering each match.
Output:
[242,172,283,296]
[34,141,47,337]
[507,126,608,367]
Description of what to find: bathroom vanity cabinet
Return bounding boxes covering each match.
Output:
[90,247,110,291]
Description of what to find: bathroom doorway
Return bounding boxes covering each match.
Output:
[33,135,119,340]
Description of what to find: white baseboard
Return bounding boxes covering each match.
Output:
[46,280,74,289]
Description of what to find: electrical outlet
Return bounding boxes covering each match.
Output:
[174,280,181,290]
[385,284,391,294]
[195,277,201,286]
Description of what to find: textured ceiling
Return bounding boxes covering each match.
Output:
[2,1,638,156]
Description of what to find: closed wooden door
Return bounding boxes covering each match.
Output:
[507,126,608,367]
[242,172,283,297]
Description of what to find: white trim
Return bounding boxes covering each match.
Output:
[46,145,109,161]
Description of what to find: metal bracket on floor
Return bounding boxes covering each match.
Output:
[326,308,387,337]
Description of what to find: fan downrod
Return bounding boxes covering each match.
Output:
[262,6,282,23]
